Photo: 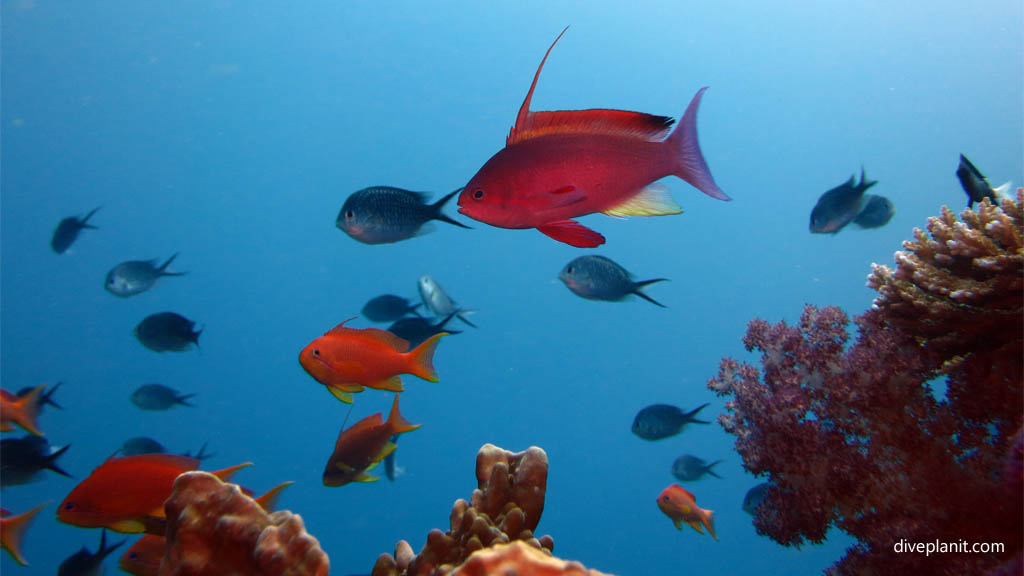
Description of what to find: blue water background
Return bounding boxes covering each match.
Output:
[2,1,1022,574]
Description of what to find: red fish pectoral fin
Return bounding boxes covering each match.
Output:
[537,220,606,248]
[515,185,587,211]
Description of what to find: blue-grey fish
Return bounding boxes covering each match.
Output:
[58,529,126,576]
[337,187,470,244]
[134,312,201,352]
[809,169,876,234]
[51,207,100,254]
[105,253,186,297]
[120,436,167,456]
[418,275,477,327]
[129,384,195,411]
[16,382,62,413]
[852,194,895,229]
[387,313,460,348]
[1,436,71,487]
[558,255,667,307]
[631,403,710,440]
[384,434,401,481]
[742,482,772,515]
[671,455,722,482]
[362,294,422,323]
[956,154,1010,208]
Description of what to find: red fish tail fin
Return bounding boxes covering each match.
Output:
[7,384,45,436]
[211,462,253,483]
[667,87,730,202]
[1,503,47,565]
[703,508,718,541]
[254,481,294,512]
[406,333,446,382]
[387,394,421,435]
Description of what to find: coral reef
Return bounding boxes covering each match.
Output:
[372,444,559,576]
[452,541,613,576]
[708,193,1023,575]
[159,471,328,576]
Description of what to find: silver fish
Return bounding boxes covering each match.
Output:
[105,253,185,297]
[417,275,476,327]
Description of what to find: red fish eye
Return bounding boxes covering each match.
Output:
[64,502,75,510]
[473,189,484,200]
[313,349,320,356]
[662,496,669,502]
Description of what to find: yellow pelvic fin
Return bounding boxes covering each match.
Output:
[109,519,147,534]
[328,387,354,404]
[370,375,404,392]
[353,471,379,483]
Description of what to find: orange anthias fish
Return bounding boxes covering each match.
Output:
[323,394,420,486]
[457,27,729,248]
[299,318,446,404]
[657,484,717,540]
[57,453,252,534]
[1,503,47,566]
[1,385,45,436]
[119,534,164,576]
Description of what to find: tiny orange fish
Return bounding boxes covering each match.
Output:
[58,454,252,534]
[1,503,47,566]
[299,318,445,403]
[1,385,45,436]
[657,484,717,540]
[323,394,420,486]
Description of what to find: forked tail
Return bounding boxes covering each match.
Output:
[667,87,730,201]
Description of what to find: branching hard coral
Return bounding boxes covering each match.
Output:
[372,444,561,576]
[159,472,328,576]
[709,193,1023,575]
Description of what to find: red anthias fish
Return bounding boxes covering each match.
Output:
[322,393,420,486]
[457,28,730,248]
[57,454,254,534]
[299,318,446,404]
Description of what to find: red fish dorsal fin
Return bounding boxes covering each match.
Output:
[326,316,359,336]
[507,26,676,146]
[677,485,697,501]
[509,109,675,146]
[509,26,568,144]
[358,328,411,352]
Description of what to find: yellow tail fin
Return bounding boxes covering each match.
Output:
[406,333,446,382]
[1,502,47,565]
[387,394,421,435]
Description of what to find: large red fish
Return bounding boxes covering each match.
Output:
[57,454,253,534]
[322,393,420,486]
[299,318,445,404]
[457,28,729,248]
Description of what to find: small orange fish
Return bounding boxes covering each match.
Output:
[1,385,45,436]
[1,503,47,565]
[58,453,252,534]
[299,318,445,403]
[118,534,165,576]
[323,394,420,486]
[657,484,717,540]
